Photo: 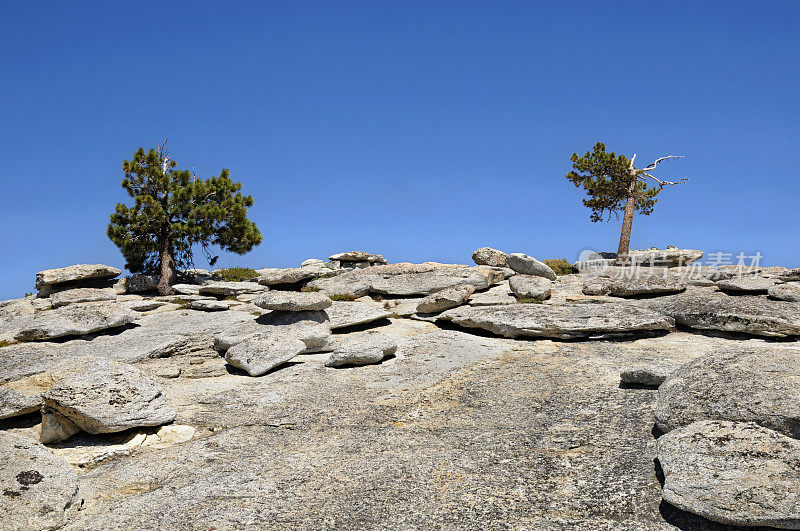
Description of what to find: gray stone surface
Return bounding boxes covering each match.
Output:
[256,264,338,286]
[655,348,800,437]
[123,299,168,312]
[126,274,159,294]
[715,275,774,293]
[0,387,41,419]
[325,301,391,329]
[328,251,386,264]
[769,282,800,302]
[36,264,121,288]
[49,287,117,308]
[625,247,703,267]
[14,302,135,342]
[416,284,475,314]
[324,331,398,367]
[171,283,202,295]
[214,311,331,354]
[471,247,508,268]
[438,302,674,339]
[598,273,687,297]
[254,291,332,311]
[467,281,517,306]
[642,288,800,337]
[780,268,800,282]
[506,253,557,280]
[190,300,233,311]
[658,420,800,529]
[198,281,267,296]
[509,275,552,301]
[41,357,176,442]
[0,431,81,530]
[225,336,307,376]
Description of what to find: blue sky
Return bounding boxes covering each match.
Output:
[1,1,798,299]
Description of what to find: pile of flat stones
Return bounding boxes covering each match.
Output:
[2,247,800,529]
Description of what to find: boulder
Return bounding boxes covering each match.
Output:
[508,275,552,301]
[0,387,41,419]
[471,247,508,268]
[171,283,202,295]
[198,281,267,297]
[658,420,800,528]
[655,348,800,438]
[123,300,168,312]
[49,287,116,308]
[126,274,159,294]
[324,302,391,329]
[416,284,475,314]
[770,283,800,302]
[190,300,233,311]
[324,331,397,367]
[715,275,774,293]
[225,336,307,376]
[642,289,800,338]
[253,291,332,312]
[588,272,687,297]
[780,268,800,282]
[40,357,176,443]
[467,281,517,306]
[35,264,121,289]
[625,246,703,267]
[328,251,387,265]
[505,254,557,280]
[214,311,331,354]
[437,302,674,340]
[0,431,81,531]
[256,264,337,286]
[14,302,135,342]
[300,258,324,267]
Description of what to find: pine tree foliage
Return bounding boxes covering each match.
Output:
[566,142,660,222]
[107,144,262,281]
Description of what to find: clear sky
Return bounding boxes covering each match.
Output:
[1,1,798,300]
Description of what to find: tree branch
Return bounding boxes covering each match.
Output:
[641,172,688,188]
[640,155,683,172]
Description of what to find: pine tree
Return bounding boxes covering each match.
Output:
[566,142,686,259]
[107,141,263,294]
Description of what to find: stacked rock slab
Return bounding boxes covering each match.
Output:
[40,357,176,443]
[471,247,509,268]
[223,292,334,375]
[416,284,475,314]
[508,275,552,301]
[14,301,135,342]
[35,264,122,298]
[329,251,387,270]
[325,330,398,367]
[506,254,557,281]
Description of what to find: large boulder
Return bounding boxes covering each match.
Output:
[49,287,116,308]
[14,302,135,342]
[770,283,800,302]
[225,336,307,376]
[35,264,121,289]
[625,246,703,267]
[198,281,267,297]
[256,264,339,286]
[508,275,552,301]
[471,247,508,268]
[40,357,176,443]
[715,275,774,293]
[253,291,332,312]
[324,301,391,329]
[214,311,332,354]
[324,331,397,368]
[585,271,687,297]
[505,254,557,280]
[655,348,800,438]
[437,302,674,340]
[658,420,800,529]
[416,284,475,314]
[0,431,81,530]
[642,289,800,338]
[329,251,387,266]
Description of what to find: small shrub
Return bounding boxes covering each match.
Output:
[383,301,391,309]
[319,272,339,279]
[213,267,258,282]
[517,298,544,304]
[300,286,320,292]
[543,258,578,276]
[372,295,383,302]
[0,340,17,348]
[329,293,357,302]
[390,312,401,319]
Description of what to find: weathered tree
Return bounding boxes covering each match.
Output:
[107,141,263,294]
[566,142,686,260]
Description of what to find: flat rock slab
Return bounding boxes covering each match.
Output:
[0,431,81,530]
[329,251,386,264]
[198,281,268,296]
[190,300,233,312]
[596,274,687,297]
[214,312,331,353]
[655,348,800,438]
[437,302,675,339]
[0,387,41,419]
[225,336,307,376]
[770,283,800,302]
[715,275,774,293]
[256,265,338,286]
[324,301,391,329]
[642,289,800,337]
[506,253,557,280]
[416,284,475,314]
[254,291,332,311]
[467,281,516,306]
[509,275,552,301]
[41,357,176,443]
[658,420,800,529]
[626,247,703,267]
[36,264,120,288]
[49,287,117,308]
[14,302,135,342]
[324,330,398,367]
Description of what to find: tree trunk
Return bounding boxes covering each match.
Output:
[616,180,637,263]
[157,236,176,295]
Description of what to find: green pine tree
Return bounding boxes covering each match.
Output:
[566,142,686,259]
[107,141,263,294]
